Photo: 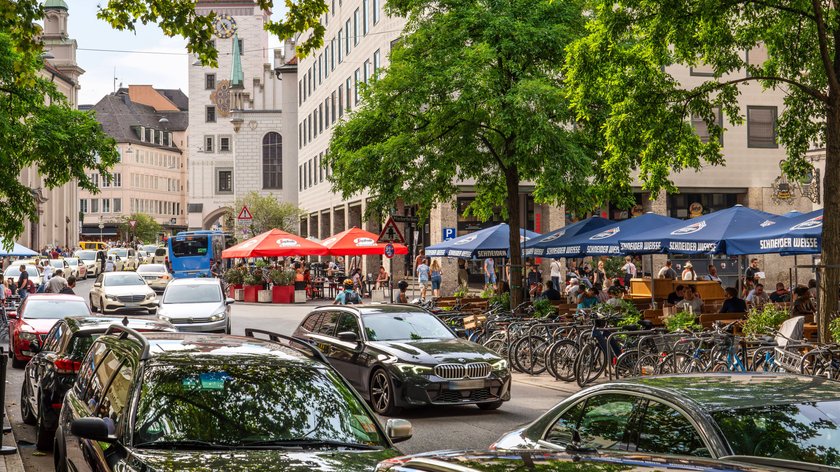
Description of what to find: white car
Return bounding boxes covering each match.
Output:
[107,248,139,271]
[135,263,172,293]
[74,250,104,277]
[64,257,88,279]
[157,278,233,333]
[47,258,72,277]
[3,262,42,288]
[89,271,158,315]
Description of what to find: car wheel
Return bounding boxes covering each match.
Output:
[35,391,55,451]
[89,295,98,312]
[53,435,67,472]
[369,368,400,416]
[100,298,108,314]
[225,321,231,335]
[476,400,504,411]
[20,382,36,425]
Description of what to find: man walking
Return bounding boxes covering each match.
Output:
[60,276,77,295]
[550,259,565,292]
[47,269,67,293]
[16,264,30,301]
[483,257,496,289]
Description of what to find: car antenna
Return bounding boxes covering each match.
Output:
[122,316,129,326]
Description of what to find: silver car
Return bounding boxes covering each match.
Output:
[89,272,158,315]
[157,278,233,333]
[135,263,172,293]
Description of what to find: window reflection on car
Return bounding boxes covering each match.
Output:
[24,300,91,319]
[104,274,145,286]
[137,264,167,274]
[362,313,455,341]
[163,285,222,304]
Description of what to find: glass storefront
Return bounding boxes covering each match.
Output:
[667,192,744,219]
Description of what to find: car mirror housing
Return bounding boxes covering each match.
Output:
[224,298,235,305]
[337,331,359,343]
[93,282,101,288]
[70,417,115,443]
[385,418,413,443]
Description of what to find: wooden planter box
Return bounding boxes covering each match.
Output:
[228,284,243,299]
[272,285,294,303]
[243,285,262,303]
[258,289,272,303]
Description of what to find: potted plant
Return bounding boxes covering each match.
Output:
[742,304,790,338]
[663,310,701,332]
[243,271,264,303]
[224,268,245,299]
[270,269,295,303]
[531,298,556,319]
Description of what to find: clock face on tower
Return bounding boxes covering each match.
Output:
[213,14,237,39]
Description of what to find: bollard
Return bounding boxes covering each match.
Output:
[0,347,17,454]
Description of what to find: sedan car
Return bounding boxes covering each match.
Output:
[107,248,138,270]
[63,257,86,279]
[8,294,91,368]
[493,373,840,470]
[74,250,104,278]
[293,305,511,416]
[4,262,43,289]
[157,278,233,333]
[135,263,172,293]
[89,272,158,315]
[20,316,175,450]
[54,329,412,471]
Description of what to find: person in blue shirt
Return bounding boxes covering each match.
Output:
[334,279,363,305]
[577,286,599,310]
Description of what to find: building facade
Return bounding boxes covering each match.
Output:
[187,0,297,232]
[79,86,189,241]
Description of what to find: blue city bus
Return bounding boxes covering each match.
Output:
[166,230,226,278]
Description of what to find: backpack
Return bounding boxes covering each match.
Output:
[346,291,361,304]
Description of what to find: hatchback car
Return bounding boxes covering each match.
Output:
[135,263,172,293]
[8,294,91,367]
[20,316,175,450]
[493,373,840,470]
[157,278,233,333]
[89,272,157,315]
[293,305,511,416]
[63,257,87,279]
[54,328,413,472]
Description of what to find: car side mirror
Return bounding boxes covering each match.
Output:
[385,418,413,443]
[7,312,17,320]
[337,331,359,343]
[93,282,101,288]
[70,417,115,443]
[225,298,235,305]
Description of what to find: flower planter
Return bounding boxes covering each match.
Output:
[228,284,243,299]
[258,289,272,303]
[272,285,293,303]
[243,285,262,303]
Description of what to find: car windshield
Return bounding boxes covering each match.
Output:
[109,249,129,258]
[49,260,64,268]
[24,300,90,319]
[155,248,167,256]
[137,264,167,274]
[4,265,37,278]
[713,401,840,467]
[363,312,454,341]
[171,238,209,257]
[133,362,387,448]
[65,258,79,266]
[104,274,145,286]
[76,250,96,261]
[164,284,222,304]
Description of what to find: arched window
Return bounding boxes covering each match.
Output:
[262,132,282,189]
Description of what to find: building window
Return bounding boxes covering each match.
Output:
[299,123,303,149]
[373,49,381,78]
[91,199,99,213]
[330,38,336,71]
[308,114,313,140]
[217,168,233,194]
[113,198,122,213]
[319,103,324,132]
[338,29,343,63]
[205,73,216,90]
[354,68,361,104]
[690,62,715,77]
[314,109,319,136]
[373,0,380,24]
[324,98,330,127]
[363,0,369,35]
[338,85,344,117]
[353,8,360,45]
[80,199,88,213]
[691,107,723,144]
[747,106,778,148]
[318,54,323,84]
[145,128,152,142]
[324,46,330,78]
[299,80,303,105]
[114,173,121,187]
[363,59,370,83]
[219,136,231,152]
[308,159,313,187]
[262,132,283,189]
[237,38,244,54]
[103,198,111,213]
[319,152,325,182]
[331,91,337,124]
[204,135,214,153]
[206,106,216,123]
[299,165,303,190]
[102,174,110,188]
[345,19,351,53]
[92,173,100,187]
[345,77,352,110]
[314,154,319,185]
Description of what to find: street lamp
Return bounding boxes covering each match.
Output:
[98,216,104,242]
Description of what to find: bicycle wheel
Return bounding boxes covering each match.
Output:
[635,353,662,376]
[546,339,579,382]
[614,350,639,379]
[482,337,507,356]
[511,336,548,375]
[575,342,606,388]
[800,350,832,378]
[751,347,778,372]
[660,353,702,373]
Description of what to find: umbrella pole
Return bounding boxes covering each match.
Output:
[794,254,799,288]
[650,254,656,309]
[737,256,742,295]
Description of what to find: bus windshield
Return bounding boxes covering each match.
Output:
[167,232,224,278]
[171,239,209,257]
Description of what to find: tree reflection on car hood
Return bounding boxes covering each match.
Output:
[126,448,399,471]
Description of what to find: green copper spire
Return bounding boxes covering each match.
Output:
[230,33,244,89]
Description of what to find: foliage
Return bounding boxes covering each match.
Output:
[531,298,556,319]
[452,286,468,299]
[224,268,245,285]
[255,259,269,269]
[243,271,264,287]
[0,30,119,248]
[742,304,790,338]
[830,316,840,345]
[234,192,305,237]
[489,292,511,311]
[117,213,161,243]
[664,310,701,333]
[564,0,840,341]
[479,287,495,299]
[602,257,624,281]
[326,0,599,308]
[269,269,295,286]
[615,300,642,328]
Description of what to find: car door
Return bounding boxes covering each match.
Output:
[327,311,367,390]
[543,392,645,452]
[62,341,111,472]
[308,311,340,354]
[92,274,104,309]
[633,399,713,458]
[84,357,135,471]
[29,322,65,412]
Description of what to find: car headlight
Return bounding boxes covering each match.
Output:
[19,332,38,342]
[209,310,226,321]
[395,363,433,376]
[145,292,155,300]
[158,315,171,322]
[105,294,118,301]
[492,359,509,372]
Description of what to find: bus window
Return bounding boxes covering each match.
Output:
[171,239,209,257]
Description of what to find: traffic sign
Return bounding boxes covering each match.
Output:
[237,205,253,220]
[442,227,456,241]
[129,220,137,229]
[384,243,395,258]
[377,217,406,244]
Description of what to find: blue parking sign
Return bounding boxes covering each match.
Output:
[442,227,456,241]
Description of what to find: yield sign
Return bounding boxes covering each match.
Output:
[377,217,406,244]
[129,220,137,229]
[237,205,253,220]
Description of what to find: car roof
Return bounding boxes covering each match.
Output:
[24,293,86,302]
[607,373,840,411]
[167,277,218,285]
[314,304,430,316]
[102,271,140,276]
[63,316,175,333]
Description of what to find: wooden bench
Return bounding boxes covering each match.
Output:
[643,309,665,326]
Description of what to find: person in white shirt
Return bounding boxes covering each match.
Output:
[746,283,770,308]
[676,285,704,314]
[621,256,637,291]
[704,264,722,283]
[565,278,580,303]
[681,262,697,281]
[549,259,565,292]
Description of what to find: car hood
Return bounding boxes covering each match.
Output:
[127,447,399,472]
[104,285,154,296]
[158,302,223,318]
[368,338,500,364]
[21,318,61,334]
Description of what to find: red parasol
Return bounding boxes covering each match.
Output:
[222,229,328,258]
[322,227,409,256]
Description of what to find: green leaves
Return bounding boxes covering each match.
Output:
[118,213,162,242]
[234,192,305,238]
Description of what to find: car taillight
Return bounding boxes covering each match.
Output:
[54,357,81,374]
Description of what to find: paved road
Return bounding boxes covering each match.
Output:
[4,276,574,470]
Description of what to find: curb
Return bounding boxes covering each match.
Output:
[2,409,25,472]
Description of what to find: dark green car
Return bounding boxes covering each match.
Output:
[53,327,412,472]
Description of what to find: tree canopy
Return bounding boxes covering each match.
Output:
[117,213,162,243]
[564,0,840,340]
[234,192,305,238]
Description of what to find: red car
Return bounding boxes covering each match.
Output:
[9,294,91,368]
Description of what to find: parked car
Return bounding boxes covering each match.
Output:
[89,272,157,315]
[376,450,791,472]
[54,328,412,471]
[107,248,138,270]
[63,257,87,279]
[135,263,172,293]
[74,250,105,277]
[8,294,91,368]
[3,261,43,289]
[492,373,840,470]
[293,305,511,416]
[151,246,167,264]
[20,316,176,450]
[47,259,71,276]
[157,278,233,333]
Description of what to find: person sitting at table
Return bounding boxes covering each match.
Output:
[538,280,563,302]
[675,285,703,313]
[769,282,791,303]
[375,266,389,289]
[791,285,816,322]
[746,283,770,309]
[666,284,685,306]
[576,286,599,310]
[720,287,747,313]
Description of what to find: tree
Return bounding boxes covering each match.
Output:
[564,0,840,341]
[325,0,598,307]
[234,192,305,238]
[117,213,162,243]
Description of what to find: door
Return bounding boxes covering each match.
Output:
[328,312,366,390]
[30,322,65,412]
[543,393,644,451]
[635,399,711,457]
[62,341,111,472]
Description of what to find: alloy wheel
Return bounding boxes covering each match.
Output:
[370,370,391,414]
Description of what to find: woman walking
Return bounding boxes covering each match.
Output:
[430,260,443,298]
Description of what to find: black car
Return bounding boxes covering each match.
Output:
[293,304,511,415]
[54,327,413,472]
[20,316,176,450]
[493,373,840,471]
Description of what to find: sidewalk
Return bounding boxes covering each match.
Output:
[0,411,25,472]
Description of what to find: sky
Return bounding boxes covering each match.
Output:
[64,1,282,106]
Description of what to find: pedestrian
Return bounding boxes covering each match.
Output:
[414,249,425,274]
[719,287,747,313]
[621,256,637,290]
[550,259,565,292]
[538,280,562,301]
[429,260,442,298]
[593,260,607,287]
[47,269,68,293]
[769,282,791,303]
[416,258,431,300]
[457,259,468,289]
[333,279,363,305]
[351,267,363,296]
[527,264,542,299]
[744,258,761,295]
[658,260,677,279]
[60,276,77,295]
[746,283,770,309]
[16,264,30,300]
[681,262,697,281]
[791,285,817,322]
[105,257,115,273]
[396,280,409,303]
[483,257,496,289]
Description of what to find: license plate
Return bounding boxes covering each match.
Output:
[448,380,485,390]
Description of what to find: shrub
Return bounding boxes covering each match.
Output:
[269,269,295,286]
[664,310,701,332]
[479,287,495,299]
[742,304,790,338]
[532,298,555,318]
[490,292,511,311]
[829,316,840,344]
[224,268,245,285]
[453,286,468,298]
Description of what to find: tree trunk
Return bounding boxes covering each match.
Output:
[819,99,840,343]
[505,167,523,309]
